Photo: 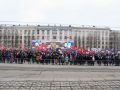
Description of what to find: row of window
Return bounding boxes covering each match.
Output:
[0,36,110,42]
[0,36,72,40]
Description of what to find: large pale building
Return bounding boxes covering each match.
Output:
[110,30,120,51]
[0,24,119,50]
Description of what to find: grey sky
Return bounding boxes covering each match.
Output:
[0,0,120,28]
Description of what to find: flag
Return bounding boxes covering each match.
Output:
[70,45,76,50]
[77,48,84,53]
[39,43,47,47]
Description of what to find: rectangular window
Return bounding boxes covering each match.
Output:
[94,45,97,48]
[32,36,35,40]
[37,30,39,34]
[105,31,108,36]
[32,30,35,35]
[20,30,22,36]
[106,46,108,48]
[98,46,100,48]
[70,36,72,39]
[102,37,104,40]
[28,30,30,35]
[42,30,44,34]
[47,30,50,35]
[12,36,14,39]
[37,36,39,39]
[102,46,104,48]
[53,36,56,39]
[8,36,10,39]
[4,36,7,39]
[98,42,100,44]
[60,36,62,40]
[60,30,62,34]
[24,36,27,39]
[47,36,50,40]
[102,31,104,34]
[42,36,44,39]
[0,30,2,34]
[20,36,22,39]
[24,30,27,34]
[64,36,67,39]
[52,30,57,34]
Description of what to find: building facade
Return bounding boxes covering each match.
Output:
[0,24,119,50]
[110,30,120,51]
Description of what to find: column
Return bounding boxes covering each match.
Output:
[84,30,87,49]
[80,31,83,48]
[57,29,60,42]
[62,30,65,43]
[39,30,42,40]
[100,31,102,49]
[76,31,79,48]
[50,30,52,42]
[22,30,24,49]
[67,30,69,41]
[44,30,47,42]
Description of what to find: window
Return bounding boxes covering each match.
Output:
[12,36,14,39]
[4,36,7,39]
[102,31,104,35]
[106,46,108,48]
[105,31,108,36]
[47,36,50,40]
[47,30,50,35]
[32,30,35,35]
[42,30,44,34]
[98,42,100,44]
[24,30,27,34]
[24,36,27,39]
[32,36,35,40]
[37,36,39,39]
[28,30,30,35]
[60,36,62,40]
[20,30,22,36]
[70,36,72,39]
[102,37,104,40]
[64,36,67,39]
[15,36,18,39]
[0,30,2,34]
[37,30,39,34]
[53,36,56,39]
[102,46,104,48]
[94,45,97,48]
[20,36,22,39]
[8,36,10,39]
[98,46,100,48]
[52,30,57,34]
[60,30,62,34]
[42,36,44,39]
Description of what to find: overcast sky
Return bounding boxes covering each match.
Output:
[0,0,120,28]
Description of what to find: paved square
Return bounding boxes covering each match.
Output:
[0,64,120,90]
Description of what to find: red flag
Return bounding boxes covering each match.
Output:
[39,43,47,47]
[70,45,76,50]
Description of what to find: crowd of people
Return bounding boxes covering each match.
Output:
[0,48,120,66]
